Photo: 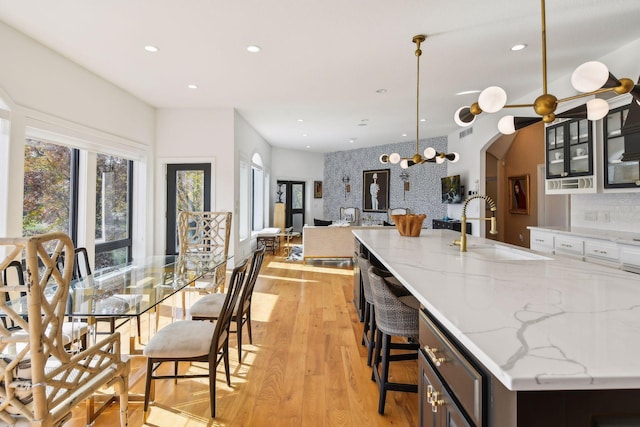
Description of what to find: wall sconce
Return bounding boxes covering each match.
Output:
[399,170,410,200]
[342,175,350,199]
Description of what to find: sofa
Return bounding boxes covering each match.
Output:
[302,225,385,262]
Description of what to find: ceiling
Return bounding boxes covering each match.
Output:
[1,1,639,153]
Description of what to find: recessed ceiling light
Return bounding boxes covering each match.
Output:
[376,89,387,94]
[349,138,357,143]
[187,84,198,89]
[247,45,262,53]
[302,133,308,137]
[511,43,527,51]
[297,119,304,122]
[456,90,481,96]
[306,145,311,149]
[420,118,427,122]
[144,45,159,53]
[402,133,408,137]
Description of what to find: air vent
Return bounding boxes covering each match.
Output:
[459,127,473,139]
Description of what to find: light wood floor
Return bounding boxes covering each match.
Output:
[65,249,419,426]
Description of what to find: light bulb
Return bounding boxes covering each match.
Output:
[450,152,460,163]
[423,147,436,159]
[379,154,389,164]
[454,106,476,127]
[572,61,609,93]
[478,86,507,113]
[400,159,409,169]
[435,156,445,164]
[389,153,401,164]
[498,115,516,134]
[586,98,609,120]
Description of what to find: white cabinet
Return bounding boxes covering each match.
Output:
[529,229,554,254]
[554,235,585,260]
[584,238,620,268]
[620,244,640,274]
[529,227,640,274]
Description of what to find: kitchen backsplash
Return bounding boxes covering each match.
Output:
[571,192,640,231]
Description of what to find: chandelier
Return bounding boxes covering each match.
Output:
[454,0,640,135]
[380,35,459,169]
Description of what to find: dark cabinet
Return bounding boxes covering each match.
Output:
[546,118,593,179]
[419,351,472,427]
[603,103,640,188]
[432,219,471,235]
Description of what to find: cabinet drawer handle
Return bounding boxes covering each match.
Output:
[427,385,444,412]
[425,345,446,367]
[560,243,572,248]
[535,239,545,242]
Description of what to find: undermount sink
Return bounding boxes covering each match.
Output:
[463,244,552,261]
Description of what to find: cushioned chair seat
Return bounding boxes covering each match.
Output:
[189,293,228,319]
[143,320,220,359]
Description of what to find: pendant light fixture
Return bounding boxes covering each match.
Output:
[454,0,640,135]
[380,35,459,169]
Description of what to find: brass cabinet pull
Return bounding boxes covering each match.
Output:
[425,345,445,366]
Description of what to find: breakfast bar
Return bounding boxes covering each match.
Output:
[353,228,640,426]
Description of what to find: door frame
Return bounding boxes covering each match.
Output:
[156,158,215,255]
[277,180,306,231]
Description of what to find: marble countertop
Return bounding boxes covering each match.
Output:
[353,228,640,392]
[528,226,640,246]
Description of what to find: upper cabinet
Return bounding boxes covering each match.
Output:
[545,117,596,193]
[603,102,640,189]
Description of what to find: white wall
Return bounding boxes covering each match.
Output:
[0,21,155,257]
[234,111,272,261]
[447,38,640,235]
[154,107,235,256]
[271,147,324,227]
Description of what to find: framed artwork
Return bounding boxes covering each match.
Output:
[508,175,529,215]
[314,180,323,198]
[363,169,390,212]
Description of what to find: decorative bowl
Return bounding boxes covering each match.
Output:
[392,214,426,237]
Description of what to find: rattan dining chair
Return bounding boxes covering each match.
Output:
[189,245,266,361]
[368,265,420,415]
[0,233,129,427]
[143,257,249,420]
[178,211,232,318]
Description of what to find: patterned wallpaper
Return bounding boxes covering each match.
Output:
[322,137,450,227]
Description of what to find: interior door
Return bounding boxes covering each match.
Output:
[277,180,305,232]
[166,163,211,255]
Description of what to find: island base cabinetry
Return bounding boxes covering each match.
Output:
[419,351,471,427]
[419,308,640,426]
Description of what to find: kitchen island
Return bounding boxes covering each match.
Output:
[353,228,640,426]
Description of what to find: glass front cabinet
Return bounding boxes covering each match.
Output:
[603,103,640,188]
[546,117,593,179]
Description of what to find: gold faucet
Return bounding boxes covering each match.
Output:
[452,195,498,252]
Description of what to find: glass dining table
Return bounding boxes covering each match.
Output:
[67,252,227,353]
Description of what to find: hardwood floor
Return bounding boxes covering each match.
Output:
[65,250,419,426]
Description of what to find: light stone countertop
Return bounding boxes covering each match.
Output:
[528,226,640,246]
[353,228,640,392]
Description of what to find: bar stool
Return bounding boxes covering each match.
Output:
[367,265,419,415]
[358,254,378,367]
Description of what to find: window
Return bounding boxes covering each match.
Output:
[239,160,249,240]
[95,154,133,269]
[23,138,78,241]
[23,137,134,268]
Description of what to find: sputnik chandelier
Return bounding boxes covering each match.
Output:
[380,35,459,169]
[454,0,640,135]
